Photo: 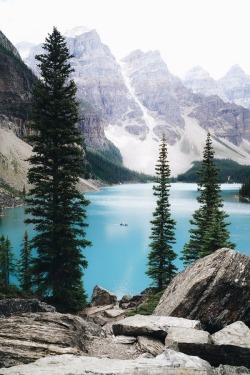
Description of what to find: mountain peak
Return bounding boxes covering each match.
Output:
[184,66,212,80]
[0,30,21,59]
[64,25,94,38]
[224,64,245,77]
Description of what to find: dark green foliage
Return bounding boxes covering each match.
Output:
[176,159,250,183]
[126,289,164,316]
[0,284,26,299]
[181,133,235,266]
[18,230,33,292]
[146,134,177,290]
[0,235,16,286]
[25,27,91,313]
[86,146,154,184]
[239,178,250,200]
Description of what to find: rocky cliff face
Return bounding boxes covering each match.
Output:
[0,32,35,121]
[0,31,36,193]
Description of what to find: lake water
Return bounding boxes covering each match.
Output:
[0,183,249,300]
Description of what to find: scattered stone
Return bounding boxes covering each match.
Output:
[83,336,140,359]
[213,365,250,374]
[211,321,250,348]
[119,293,147,309]
[137,335,165,356]
[90,285,117,306]
[112,314,201,339]
[113,335,137,344]
[0,298,56,317]
[104,308,125,319]
[154,248,250,332]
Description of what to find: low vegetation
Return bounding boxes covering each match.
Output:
[176,159,250,183]
[239,177,250,201]
[86,146,154,184]
[126,289,164,316]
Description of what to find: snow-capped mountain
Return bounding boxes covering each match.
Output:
[183,64,250,110]
[183,66,228,102]
[16,28,250,176]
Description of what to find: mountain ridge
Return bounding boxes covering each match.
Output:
[12,27,250,175]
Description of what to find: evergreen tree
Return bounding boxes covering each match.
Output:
[0,235,16,285]
[25,27,91,312]
[181,132,235,266]
[146,134,177,290]
[18,230,32,293]
[239,177,250,200]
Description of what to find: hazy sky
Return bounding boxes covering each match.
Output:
[1,0,250,79]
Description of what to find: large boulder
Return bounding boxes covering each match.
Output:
[154,248,250,332]
[90,285,117,306]
[0,312,104,368]
[164,322,250,368]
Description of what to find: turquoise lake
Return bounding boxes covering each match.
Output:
[0,183,249,299]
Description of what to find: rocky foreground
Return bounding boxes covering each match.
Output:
[0,248,249,374]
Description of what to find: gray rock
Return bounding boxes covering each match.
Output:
[83,336,140,359]
[137,336,165,356]
[214,365,250,374]
[91,285,117,306]
[0,351,212,374]
[211,321,250,348]
[0,298,56,317]
[0,312,104,368]
[112,314,201,339]
[164,323,250,368]
[165,326,212,349]
[154,248,250,332]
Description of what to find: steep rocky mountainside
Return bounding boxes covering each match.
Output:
[0,31,35,121]
[0,31,101,198]
[0,31,36,194]
[183,64,250,109]
[19,28,250,176]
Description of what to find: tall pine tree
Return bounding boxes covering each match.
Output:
[25,27,91,312]
[0,235,16,286]
[146,134,177,290]
[18,230,32,293]
[181,132,235,266]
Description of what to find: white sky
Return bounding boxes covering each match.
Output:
[1,0,250,79]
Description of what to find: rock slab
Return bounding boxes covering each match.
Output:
[154,248,250,332]
[112,314,201,339]
[0,350,212,374]
[0,312,103,368]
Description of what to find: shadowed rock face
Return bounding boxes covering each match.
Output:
[154,248,250,333]
[0,32,35,121]
[0,299,56,317]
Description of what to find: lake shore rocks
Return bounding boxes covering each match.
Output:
[154,248,250,332]
[111,315,250,368]
[0,248,250,373]
[0,298,56,317]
